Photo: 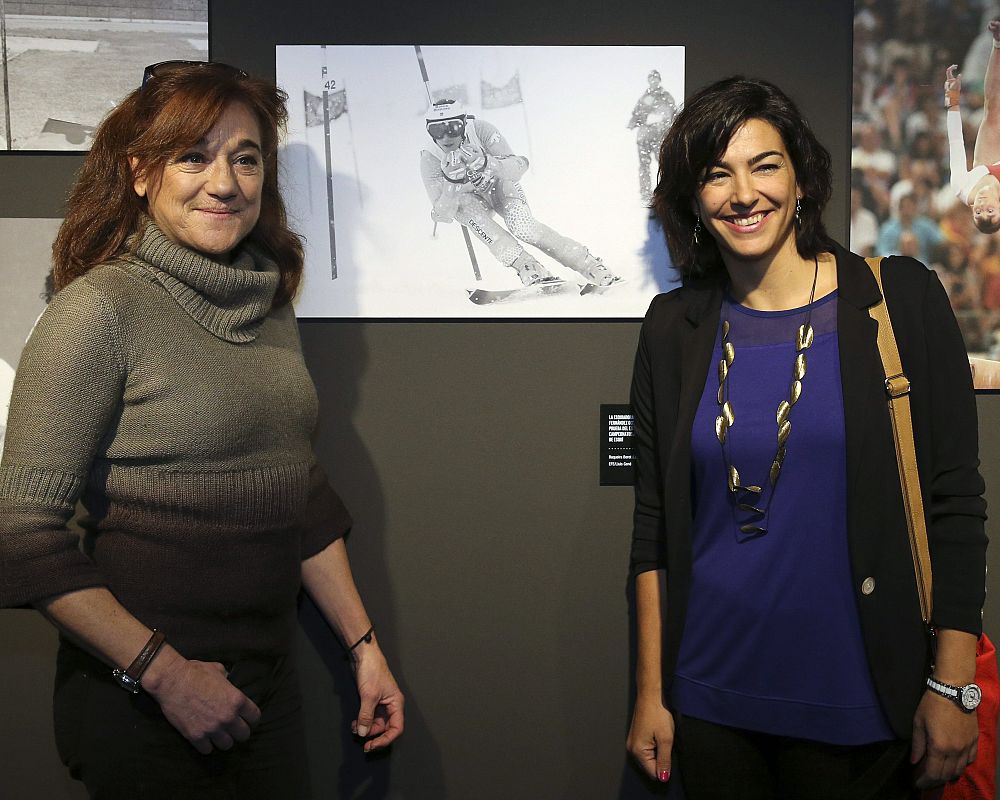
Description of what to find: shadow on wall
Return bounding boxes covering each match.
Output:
[0,612,88,799]
[296,321,446,798]
[638,213,681,297]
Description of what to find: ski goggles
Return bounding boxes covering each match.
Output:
[141,60,247,90]
[426,118,466,140]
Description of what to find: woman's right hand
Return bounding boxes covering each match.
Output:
[626,692,675,783]
[37,588,262,755]
[142,645,262,754]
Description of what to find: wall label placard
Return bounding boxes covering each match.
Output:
[600,404,634,486]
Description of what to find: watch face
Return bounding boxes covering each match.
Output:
[961,684,983,711]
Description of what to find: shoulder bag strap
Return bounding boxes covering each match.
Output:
[864,256,933,624]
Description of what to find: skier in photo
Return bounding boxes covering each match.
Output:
[628,70,677,205]
[946,21,1000,234]
[419,99,620,288]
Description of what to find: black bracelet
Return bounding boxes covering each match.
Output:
[345,626,374,660]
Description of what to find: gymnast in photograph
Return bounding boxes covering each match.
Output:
[947,21,1000,235]
[419,98,621,288]
[943,21,1000,388]
[0,61,403,798]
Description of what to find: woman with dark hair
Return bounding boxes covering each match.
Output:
[626,76,986,798]
[0,61,403,798]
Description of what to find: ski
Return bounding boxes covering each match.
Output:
[579,276,627,296]
[467,279,575,305]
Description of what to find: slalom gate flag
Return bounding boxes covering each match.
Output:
[431,83,468,105]
[304,88,348,127]
[481,73,523,108]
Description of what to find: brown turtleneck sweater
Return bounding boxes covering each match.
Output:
[0,224,351,659]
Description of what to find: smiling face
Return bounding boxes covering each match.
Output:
[972,184,1000,232]
[695,118,800,270]
[133,102,263,262]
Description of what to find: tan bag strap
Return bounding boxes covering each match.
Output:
[864,256,933,624]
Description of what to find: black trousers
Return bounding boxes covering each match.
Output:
[675,715,915,800]
[53,640,311,800]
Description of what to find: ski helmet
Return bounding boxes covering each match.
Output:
[425,98,466,123]
[425,98,468,140]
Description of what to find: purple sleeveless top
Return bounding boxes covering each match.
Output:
[673,291,895,745]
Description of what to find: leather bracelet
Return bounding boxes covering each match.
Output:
[112,629,166,694]
[344,626,374,661]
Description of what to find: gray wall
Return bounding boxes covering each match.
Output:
[4,2,997,799]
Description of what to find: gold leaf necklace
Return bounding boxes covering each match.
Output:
[715,256,819,536]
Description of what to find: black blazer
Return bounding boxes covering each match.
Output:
[629,242,987,737]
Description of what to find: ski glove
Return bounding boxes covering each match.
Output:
[459,142,488,172]
[467,167,496,192]
[441,150,468,182]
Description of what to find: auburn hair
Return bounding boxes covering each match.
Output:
[52,63,303,307]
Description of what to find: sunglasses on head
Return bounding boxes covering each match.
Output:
[141,60,248,90]
[426,118,466,140]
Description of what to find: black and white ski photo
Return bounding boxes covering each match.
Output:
[0,218,59,457]
[0,1,207,151]
[276,45,684,318]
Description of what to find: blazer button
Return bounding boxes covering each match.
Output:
[861,577,876,595]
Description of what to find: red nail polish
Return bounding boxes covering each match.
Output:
[658,770,670,782]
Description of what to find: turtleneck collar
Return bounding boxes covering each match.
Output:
[125,221,280,343]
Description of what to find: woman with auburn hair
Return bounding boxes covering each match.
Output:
[626,76,986,798]
[0,61,403,798]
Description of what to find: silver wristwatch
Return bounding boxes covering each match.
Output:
[926,676,982,713]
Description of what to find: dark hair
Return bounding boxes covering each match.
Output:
[652,76,835,280]
[52,62,303,307]
[974,216,1000,235]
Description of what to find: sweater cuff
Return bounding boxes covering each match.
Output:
[0,465,107,607]
[299,461,353,559]
[0,522,107,609]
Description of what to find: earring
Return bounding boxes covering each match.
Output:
[795,197,802,226]
[693,214,701,246]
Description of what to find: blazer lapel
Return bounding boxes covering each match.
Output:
[668,281,722,494]
[680,281,722,429]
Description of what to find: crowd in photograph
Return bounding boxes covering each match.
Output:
[852,0,1000,356]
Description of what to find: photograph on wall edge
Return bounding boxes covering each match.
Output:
[852,0,1000,389]
[0,1,207,151]
[0,218,61,458]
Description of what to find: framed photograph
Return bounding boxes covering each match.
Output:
[851,0,1000,389]
[0,217,59,456]
[277,44,683,318]
[0,2,207,151]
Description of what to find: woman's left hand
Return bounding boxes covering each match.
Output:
[910,690,979,788]
[300,538,405,752]
[350,643,405,752]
